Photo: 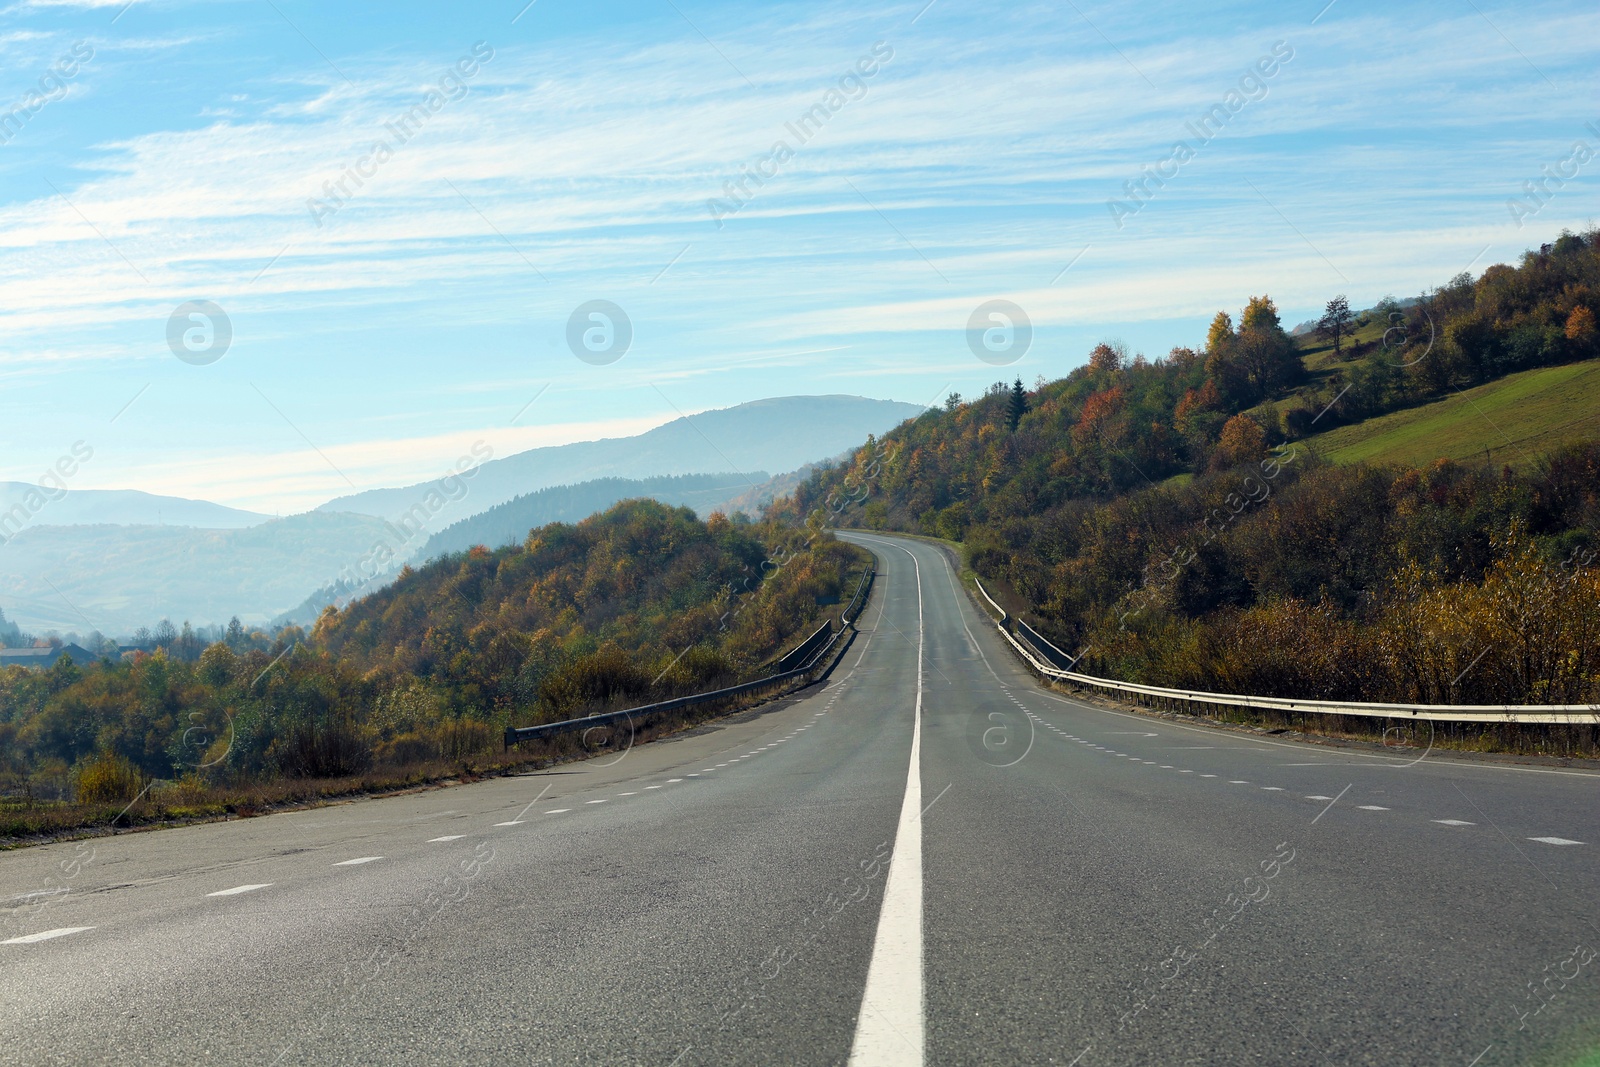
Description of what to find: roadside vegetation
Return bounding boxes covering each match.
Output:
[797,231,1600,752]
[0,499,867,841]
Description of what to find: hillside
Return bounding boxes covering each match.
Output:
[0,512,391,634]
[0,484,267,532]
[1301,357,1600,468]
[1,500,865,787]
[793,232,1600,707]
[316,395,923,530]
[417,473,767,558]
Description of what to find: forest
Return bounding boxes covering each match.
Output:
[0,500,863,818]
[794,231,1600,709]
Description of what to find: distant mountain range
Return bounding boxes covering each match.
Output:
[315,395,922,529]
[0,483,267,533]
[0,512,391,634]
[417,473,768,558]
[0,395,922,636]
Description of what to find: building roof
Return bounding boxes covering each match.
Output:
[0,643,95,667]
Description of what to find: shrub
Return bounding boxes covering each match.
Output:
[74,752,143,805]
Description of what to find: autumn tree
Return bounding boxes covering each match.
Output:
[1566,305,1597,353]
[1213,413,1267,469]
[1088,342,1124,376]
[1206,297,1302,407]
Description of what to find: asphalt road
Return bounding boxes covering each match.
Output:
[2,532,1597,1066]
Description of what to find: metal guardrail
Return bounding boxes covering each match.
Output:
[974,577,1599,726]
[775,620,835,672]
[974,575,1007,622]
[505,564,876,749]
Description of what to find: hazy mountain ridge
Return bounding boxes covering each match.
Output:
[0,395,921,636]
[0,512,392,634]
[315,395,923,528]
[416,473,769,558]
[0,483,268,532]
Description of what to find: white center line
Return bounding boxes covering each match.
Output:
[850,539,925,1066]
[207,883,272,897]
[429,835,466,842]
[334,857,383,866]
[1,927,94,945]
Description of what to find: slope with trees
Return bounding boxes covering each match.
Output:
[0,500,865,822]
[792,232,1600,715]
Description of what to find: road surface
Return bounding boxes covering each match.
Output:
[2,532,1596,1066]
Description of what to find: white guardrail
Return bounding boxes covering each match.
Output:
[972,577,1600,726]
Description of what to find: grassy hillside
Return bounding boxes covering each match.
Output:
[792,234,1600,724]
[1301,358,1600,468]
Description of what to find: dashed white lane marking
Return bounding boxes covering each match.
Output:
[687,773,701,777]
[1528,837,1584,846]
[1159,765,1173,769]
[1305,795,1334,801]
[617,792,637,796]
[1230,780,1249,784]
[494,821,525,827]
[1200,774,1217,778]
[1178,770,1193,774]
[429,835,466,842]
[1433,819,1475,826]
[207,883,272,897]
[2,927,94,945]
[645,785,661,790]
[545,808,570,814]
[585,799,608,805]
[668,778,683,783]
[1357,806,1390,811]
[334,857,383,866]
[850,536,925,1066]
[1261,787,1284,792]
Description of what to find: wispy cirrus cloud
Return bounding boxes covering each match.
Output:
[0,0,1593,510]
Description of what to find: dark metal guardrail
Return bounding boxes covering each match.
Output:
[504,564,876,750]
[776,620,835,673]
[1013,616,1075,671]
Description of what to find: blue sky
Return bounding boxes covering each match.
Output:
[0,0,1595,513]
